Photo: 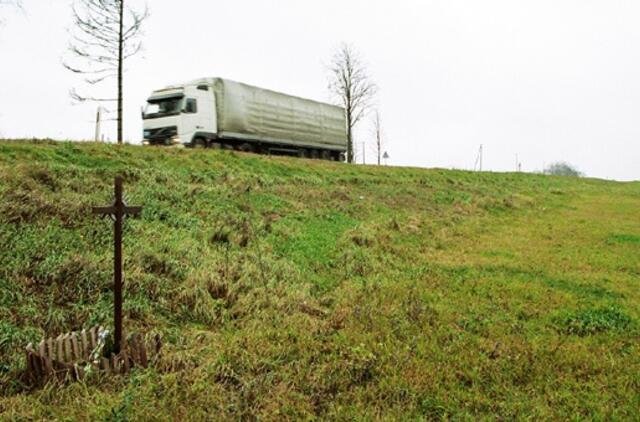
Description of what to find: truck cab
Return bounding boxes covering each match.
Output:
[142,84,216,147]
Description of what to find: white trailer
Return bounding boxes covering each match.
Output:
[142,78,347,160]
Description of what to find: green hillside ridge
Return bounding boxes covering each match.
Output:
[0,140,638,419]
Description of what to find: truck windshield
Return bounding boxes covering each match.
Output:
[144,96,184,119]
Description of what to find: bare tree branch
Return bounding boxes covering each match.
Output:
[0,0,23,24]
[0,0,22,9]
[64,0,148,144]
[70,88,117,104]
[328,43,377,163]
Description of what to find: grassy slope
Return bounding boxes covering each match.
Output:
[0,140,638,420]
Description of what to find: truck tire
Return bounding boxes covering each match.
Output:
[193,137,207,148]
[321,150,331,161]
[238,143,255,153]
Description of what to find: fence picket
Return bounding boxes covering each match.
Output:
[56,335,64,364]
[81,329,89,358]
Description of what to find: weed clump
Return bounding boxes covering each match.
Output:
[607,233,640,245]
[555,306,634,336]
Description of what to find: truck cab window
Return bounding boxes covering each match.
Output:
[185,99,197,114]
[143,96,183,119]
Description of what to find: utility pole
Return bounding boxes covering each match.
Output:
[474,144,483,172]
[362,142,366,165]
[94,107,102,142]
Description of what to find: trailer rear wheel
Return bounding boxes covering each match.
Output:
[238,143,255,153]
[193,137,207,148]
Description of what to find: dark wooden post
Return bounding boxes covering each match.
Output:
[93,177,142,354]
[113,178,124,354]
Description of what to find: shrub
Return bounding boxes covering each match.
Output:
[544,162,583,177]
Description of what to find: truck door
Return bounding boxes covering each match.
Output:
[194,88,216,136]
[180,88,216,145]
[180,86,216,144]
[179,97,199,145]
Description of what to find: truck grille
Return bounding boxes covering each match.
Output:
[144,126,177,141]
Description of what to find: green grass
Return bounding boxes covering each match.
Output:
[607,233,640,245]
[1,140,639,420]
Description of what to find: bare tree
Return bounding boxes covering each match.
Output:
[371,110,384,166]
[64,0,148,144]
[328,43,377,163]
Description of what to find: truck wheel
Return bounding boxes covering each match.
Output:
[238,143,255,153]
[321,150,331,161]
[193,137,207,148]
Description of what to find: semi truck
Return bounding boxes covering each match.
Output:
[142,77,347,160]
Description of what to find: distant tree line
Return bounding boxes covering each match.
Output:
[544,162,583,177]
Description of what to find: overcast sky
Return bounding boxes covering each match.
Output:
[1,0,639,180]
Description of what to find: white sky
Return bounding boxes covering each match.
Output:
[1,0,639,180]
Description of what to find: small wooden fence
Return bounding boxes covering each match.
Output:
[25,326,161,384]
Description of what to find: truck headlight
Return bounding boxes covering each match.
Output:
[170,137,181,145]
[143,140,150,146]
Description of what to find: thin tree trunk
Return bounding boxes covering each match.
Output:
[117,0,124,145]
[347,119,353,163]
[377,119,381,166]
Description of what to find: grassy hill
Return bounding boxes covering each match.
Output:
[0,140,638,420]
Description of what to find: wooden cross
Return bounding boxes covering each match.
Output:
[92,177,142,354]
